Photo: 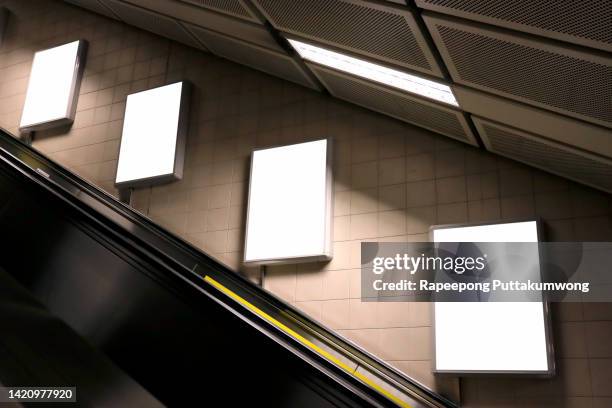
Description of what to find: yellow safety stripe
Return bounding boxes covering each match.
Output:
[203,275,412,408]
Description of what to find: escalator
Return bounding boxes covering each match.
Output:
[0,127,457,408]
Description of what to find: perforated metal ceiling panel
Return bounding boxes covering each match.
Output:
[416,0,612,52]
[124,0,280,52]
[101,0,204,50]
[453,85,612,159]
[65,0,118,19]
[178,0,260,23]
[309,64,476,145]
[194,28,319,89]
[425,14,612,129]
[251,0,445,77]
[183,21,281,53]
[475,116,612,193]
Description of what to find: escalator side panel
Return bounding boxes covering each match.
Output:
[0,160,375,407]
[0,267,164,408]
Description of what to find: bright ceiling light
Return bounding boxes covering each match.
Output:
[288,38,458,106]
[20,40,87,131]
[115,82,190,188]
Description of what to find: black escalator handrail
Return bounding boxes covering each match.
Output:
[0,128,457,408]
[0,132,390,408]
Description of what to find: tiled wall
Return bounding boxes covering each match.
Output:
[1,1,611,406]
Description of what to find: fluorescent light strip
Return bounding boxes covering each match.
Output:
[288,39,458,106]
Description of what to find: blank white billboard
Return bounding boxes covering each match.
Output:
[115,82,189,188]
[432,221,553,374]
[20,40,87,131]
[244,139,333,265]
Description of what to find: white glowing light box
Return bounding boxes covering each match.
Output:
[432,220,553,374]
[20,40,87,132]
[115,82,190,188]
[288,38,458,106]
[244,139,333,265]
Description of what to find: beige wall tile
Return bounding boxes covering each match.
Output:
[583,303,612,321]
[185,210,207,234]
[435,149,464,178]
[295,266,325,301]
[334,164,351,192]
[377,302,411,327]
[350,213,378,239]
[264,264,297,303]
[545,219,575,241]
[379,210,407,237]
[405,128,435,155]
[501,195,536,218]
[500,168,533,196]
[350,188,378,214]
[205,207,229,232]
[322,269,350,299]
[352,135,378,163]
[573,216,612,241]
[334,190,351,216]
[468,198,501,222]
[467,172,499,200]
[333,137,351,165]
[408,327,432,360]
[321,299,350,330]
[437,202,468,224]
[379,184,406,211]
[333,216,350,241]
[406,206,436,234]
[558,358,593,397]
[555,321,588,358]
[294,300,323,321]
[406,153,435,181]
[378,327,431,360]
[130,187,150,213]
[535,191,572,219]
[533,172,570,192]
[593,397,612,408]
[406,180,436,207]
[379,157,406,186]
[408,302,433,327]
[379,327,412,360]
[207,184,230,209]
[436,176,467,204]
[590,359,612,396]
[349,298,379,329]
[326,241,351,271]
[571,188,610,217]
[379,132,405,159]
[553,302,585,322]
[585,322,612,358]
[348,268,362,299]
[352,160,378,189]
